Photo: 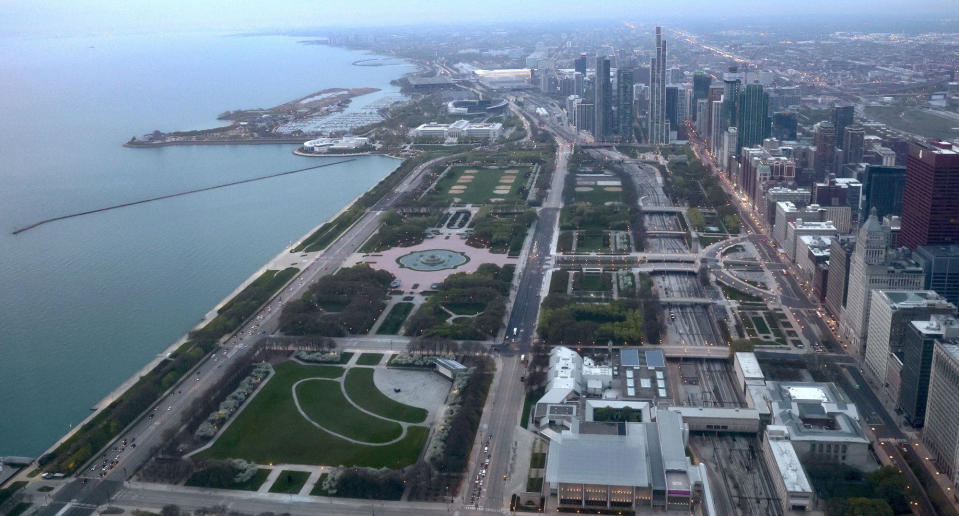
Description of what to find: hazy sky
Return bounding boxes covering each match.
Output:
[1,0,953,36]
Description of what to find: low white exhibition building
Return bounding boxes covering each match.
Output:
[302,136,370,153]
[410,120,502,141]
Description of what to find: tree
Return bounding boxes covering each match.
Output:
[825,497,893,516]
[686,208,706,230]
[724,215,741,234]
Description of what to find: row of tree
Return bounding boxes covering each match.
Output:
[405,264,513,340]
[279,264,392,336]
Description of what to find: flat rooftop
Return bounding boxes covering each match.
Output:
[735,352,764,379]
[767,437,813,494]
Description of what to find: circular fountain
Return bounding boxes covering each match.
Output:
[397,249,469,271]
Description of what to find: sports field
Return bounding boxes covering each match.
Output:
[199,361,430,468]
[435,165,531,204]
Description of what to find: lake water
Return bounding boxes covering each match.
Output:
[0,33,414,456]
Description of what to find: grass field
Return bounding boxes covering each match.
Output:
[434,165,529,204]
[296,379,403,443]
[310,473,332,496]
[577,231,608,253]
[345,368,428,423]
[573,272,613,292]
[574,187,623,205]
[185,468,270,491]
[376,303,414,335]
[865,105,959,140]
[356,353,385,366]
[268,470,310,494]
[200,362,428,468]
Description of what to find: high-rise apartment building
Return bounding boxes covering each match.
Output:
[900,140,959,248]
[593,56,612,141]
[922,340,959,487]
[736,84,771,153]
[900,315,959,427]
[616,68,634,142]
[648,26,668,144]
[916,245,959,307]
[863,290,956,390]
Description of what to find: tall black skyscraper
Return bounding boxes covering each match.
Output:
[736,84,770,152]
[692,72,711,120]
[832,104,855,148]
[593,56,612,141]
[616,68,635,142]
[648,27,667,144]
[574,54,587,75]
[772,111,798,141]
[665,86,679,130]
[862,165,906,220]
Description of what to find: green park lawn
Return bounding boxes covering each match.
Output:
[268,470,311,494]
[576,231,608,253]
[296,379,403,443]
[376,302,414,335]
[199,361,428,468]
[435,166,529,204]
[356,352,385,366]
[186,468,270,491]
[345,367,428,423]
[574,186,624,205]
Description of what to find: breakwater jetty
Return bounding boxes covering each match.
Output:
[12,159,356,235]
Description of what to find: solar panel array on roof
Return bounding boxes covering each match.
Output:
[621,349,641,367]
[645,350,666,368]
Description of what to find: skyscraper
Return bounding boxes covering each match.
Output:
[665,85,679,132]
[771,112,798,141]
[862,165,906,220]
[863,290,956,389]
[900,315,959,427]
[616,68,635,142]
[692,72,711,121]
[648,26,668,144]
[916,245,959,307]
[922,340,959,483]
[840,210,926,359]
[900,140,959,248]
[832,105,855,148]
[842,125,865,164]
[736,84,770,153]
[814,122,836,180]
[573,54,587,75]
[593,56,612,141]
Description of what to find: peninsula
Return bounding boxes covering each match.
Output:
[124,87,379,147]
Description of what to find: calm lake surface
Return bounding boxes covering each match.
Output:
[0,33,413,456]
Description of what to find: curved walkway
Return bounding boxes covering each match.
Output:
[290,377,412,446]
